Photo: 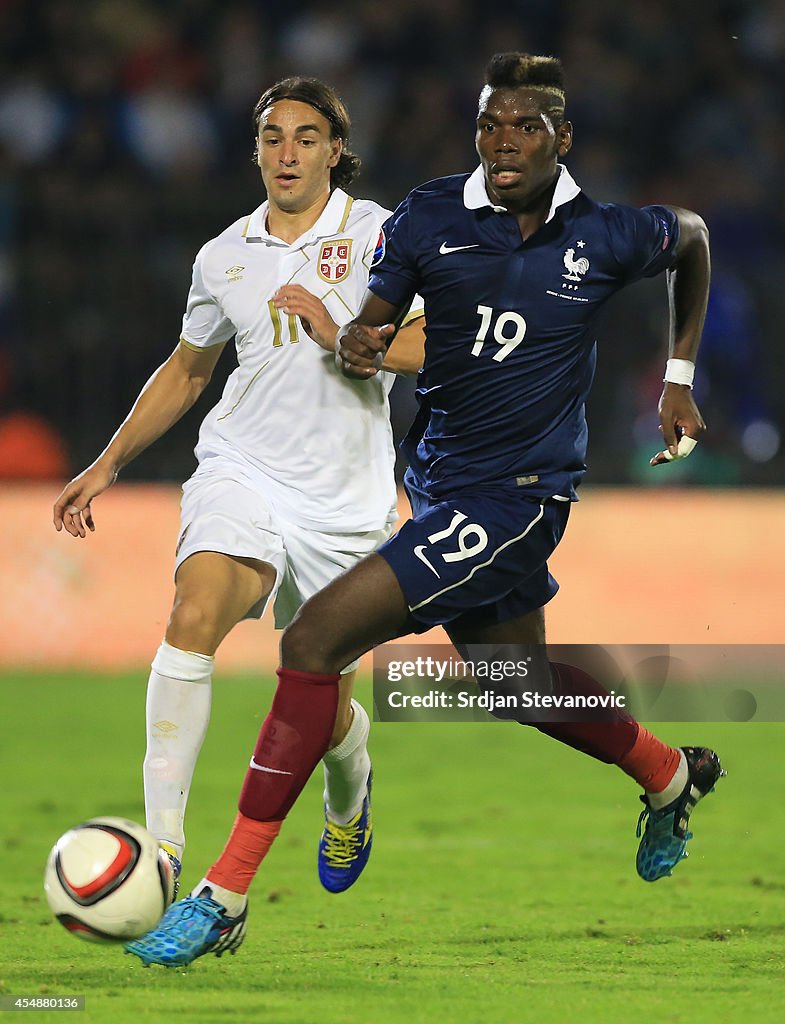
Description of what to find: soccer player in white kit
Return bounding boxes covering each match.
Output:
[52,77,425,906]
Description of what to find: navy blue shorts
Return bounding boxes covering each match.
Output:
[377,480,571,631]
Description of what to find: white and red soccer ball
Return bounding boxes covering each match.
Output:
[44,817,172,943]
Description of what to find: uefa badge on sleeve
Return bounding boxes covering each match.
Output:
[318,239,352,282]
[371,228,386,267]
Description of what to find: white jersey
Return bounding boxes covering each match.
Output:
[180,188,419,533]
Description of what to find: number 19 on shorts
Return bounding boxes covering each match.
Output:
[472,305,527,362]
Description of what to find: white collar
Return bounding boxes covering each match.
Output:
[463,163,581,222]
[244,188,354,246]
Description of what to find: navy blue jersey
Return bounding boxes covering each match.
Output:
[368,165,679,500]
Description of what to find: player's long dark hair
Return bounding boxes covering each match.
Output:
[252,77,361,190]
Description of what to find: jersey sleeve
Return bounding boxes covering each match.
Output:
[180,245,236,350]
[603,204,680,283]
[367,196,420,310]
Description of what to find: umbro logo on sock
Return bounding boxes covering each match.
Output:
[153,720,178,734]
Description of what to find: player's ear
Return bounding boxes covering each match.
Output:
[328,137,343,169]
[255,136,263,166]
[557,120,573,157]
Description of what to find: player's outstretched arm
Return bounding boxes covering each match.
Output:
[53,341,225,538]
[650,207,710,467]
[383,315,425,377]
[336,292,410,379]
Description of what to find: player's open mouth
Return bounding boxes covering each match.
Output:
[276,174,299,184]
[490,169,522,187]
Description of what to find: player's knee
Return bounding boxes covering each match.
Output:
[281,612,345,675]
[166,595,220,651]
[281,615,320,672]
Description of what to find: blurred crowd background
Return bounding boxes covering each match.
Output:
[0,0,782,486]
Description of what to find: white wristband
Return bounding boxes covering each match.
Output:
[663,358,695,388]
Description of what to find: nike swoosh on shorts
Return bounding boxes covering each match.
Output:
[414,544,441,577]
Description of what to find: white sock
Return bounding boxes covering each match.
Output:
[322,699,371,825]
[143,640,213,856]
[193,877,247,918]
[647,749,688,810]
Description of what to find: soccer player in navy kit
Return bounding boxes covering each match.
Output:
[135,53,723,966]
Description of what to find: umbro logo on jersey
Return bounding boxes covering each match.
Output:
[225,265,245,281]
[439,242,479,255]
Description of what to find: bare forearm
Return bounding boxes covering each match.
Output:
[353,291,408,328]
[96,347,214,474]
[382,316,425,376]
[53,340,223,537]
[649,208,710,466]
[668,208,711,362]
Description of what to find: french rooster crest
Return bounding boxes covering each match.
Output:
[563,247,590,282]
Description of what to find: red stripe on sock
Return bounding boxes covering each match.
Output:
[618,726,681,792]
[207,813,282,895]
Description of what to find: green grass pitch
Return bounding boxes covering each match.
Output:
[2,672,784,1024]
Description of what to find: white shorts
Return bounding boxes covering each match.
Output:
[174,457,394,669]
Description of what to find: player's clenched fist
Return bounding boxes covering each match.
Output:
[336,323,396,378]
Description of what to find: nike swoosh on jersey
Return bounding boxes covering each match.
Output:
[438,242,480,255]
[249,757,293,776]
[414,545,441,577]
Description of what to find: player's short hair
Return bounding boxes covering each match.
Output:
[483,53,566,121]
[252,76,361,190]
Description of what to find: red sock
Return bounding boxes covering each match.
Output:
[207,813,281,894]
[535,662,640,764]
[617,725,682,792]
[238,667,341,821]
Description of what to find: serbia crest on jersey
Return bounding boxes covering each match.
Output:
[318,239,352,282]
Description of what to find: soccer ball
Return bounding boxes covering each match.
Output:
[44,817,172,943]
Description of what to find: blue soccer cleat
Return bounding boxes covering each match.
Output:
[124,888,247,966]
[636,746,725,882]
[318,770,373,893]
